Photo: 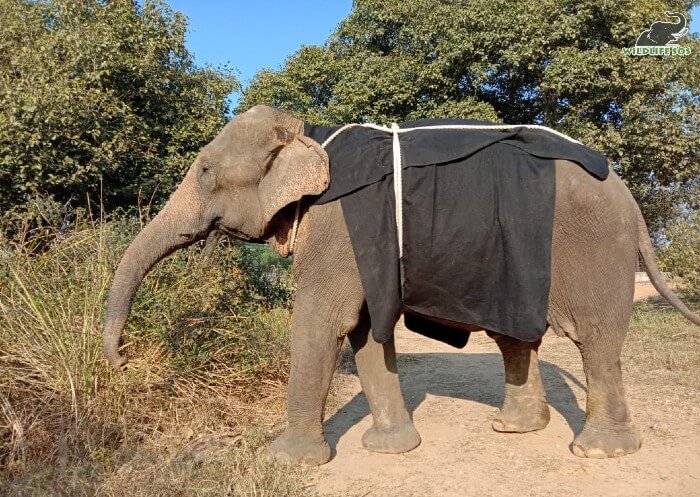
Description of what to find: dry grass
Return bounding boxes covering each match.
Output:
[0,213,308,496]
[4,427,310,497]
[624,295,700,388]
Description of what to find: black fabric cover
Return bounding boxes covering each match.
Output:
[304,119,608,345]
[402,313,471,348]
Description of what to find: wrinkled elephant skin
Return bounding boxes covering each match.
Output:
[103,105,700,466]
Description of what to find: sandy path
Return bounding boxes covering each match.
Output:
[312,285,700,497]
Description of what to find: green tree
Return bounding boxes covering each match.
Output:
[240,0,700,231]
[0,0,239,215]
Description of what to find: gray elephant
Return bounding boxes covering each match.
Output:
[636,11,688,47]
[103,105,700,465]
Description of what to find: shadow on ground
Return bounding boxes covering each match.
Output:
[324,352,587,456]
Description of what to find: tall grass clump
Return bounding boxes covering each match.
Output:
[0,207,307,495]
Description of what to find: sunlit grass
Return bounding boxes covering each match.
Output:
[0,214,305,495]
[625,296,700,387]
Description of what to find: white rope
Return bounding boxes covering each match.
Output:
[289,122,580,255]
[321,124,362,148]
[391,123,404,258]
[393,123,582,144]
[320,122,582,146]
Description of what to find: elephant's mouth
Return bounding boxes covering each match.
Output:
[217,225,266,244]
[178,232,204,243]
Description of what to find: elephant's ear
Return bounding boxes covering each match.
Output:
[258,126,329,227]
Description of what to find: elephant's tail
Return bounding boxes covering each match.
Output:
[636,206,700,326]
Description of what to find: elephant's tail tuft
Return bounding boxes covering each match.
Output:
[636,206,700,326]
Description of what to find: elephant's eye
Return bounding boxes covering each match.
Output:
[199,161,217,192]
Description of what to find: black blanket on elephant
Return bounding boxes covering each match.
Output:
[304,120,608,346]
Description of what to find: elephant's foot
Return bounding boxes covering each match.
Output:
[362,421,421,454]
[571,421,641,458]
[492,395,550,433]
[268,430,331,466]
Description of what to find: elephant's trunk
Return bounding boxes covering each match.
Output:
[665,11,687,32]
[103,172,206,370]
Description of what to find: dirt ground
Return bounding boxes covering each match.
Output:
[311,283,700,497]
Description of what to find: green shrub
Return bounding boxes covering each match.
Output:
[658,210,700,295]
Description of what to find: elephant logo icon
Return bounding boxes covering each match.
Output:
[623,11,691,56]
[635,11,689,47]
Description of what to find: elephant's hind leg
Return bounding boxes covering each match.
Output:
[548,162,641,458]
[549,275,641,458]
[348,321,420,454]
[570,334,641,458]
[489,333,550,433]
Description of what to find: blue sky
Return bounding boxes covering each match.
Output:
[166,0,353,94]
[166,1,699,106]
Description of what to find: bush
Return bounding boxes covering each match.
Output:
[0,210,297,491]
[658,210,700,295]
[0,0,238,216]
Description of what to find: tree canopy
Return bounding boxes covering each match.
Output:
[0,0,238,215]
[240,0,700,230]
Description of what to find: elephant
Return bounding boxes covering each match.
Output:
[103,105,700,465]
[636,11,688,47]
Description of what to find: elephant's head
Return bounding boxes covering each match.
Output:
[102,105,329,370]
[649,12,688,44]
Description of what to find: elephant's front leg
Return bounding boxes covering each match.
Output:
[269,294,347,465]
[348,321,421,454]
